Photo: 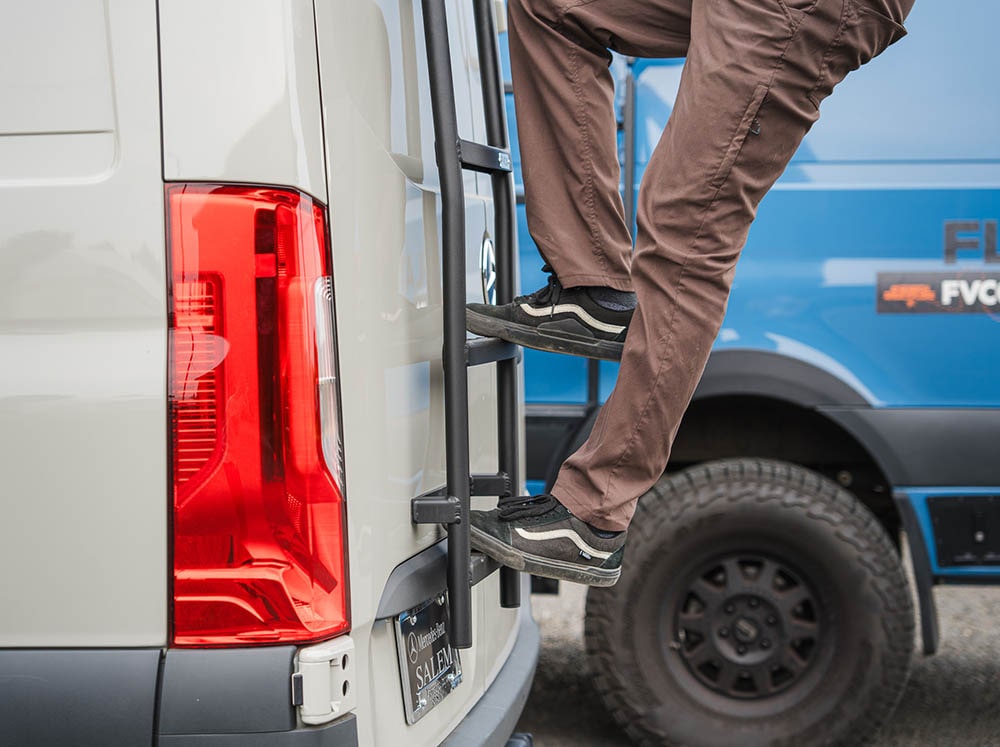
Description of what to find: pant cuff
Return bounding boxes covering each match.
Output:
[556,272,634,293]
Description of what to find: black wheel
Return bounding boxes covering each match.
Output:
[585,459,914,747]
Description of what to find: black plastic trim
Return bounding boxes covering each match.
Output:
[894,493,940,655]
[159,647,297,734]
[823,407,1000,486]
[440,581,540,747]
[0,649,160,747]
[376,539,502,620]
[159,715,358,746]
[933,575,1000,586]
[693,351,999,483]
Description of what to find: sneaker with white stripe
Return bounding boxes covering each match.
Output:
[469,494,626,586]
[466,270,633,361]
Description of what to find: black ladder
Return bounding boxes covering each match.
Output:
[410,0,522,649]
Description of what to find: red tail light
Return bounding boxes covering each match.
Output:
[167,184,348,646]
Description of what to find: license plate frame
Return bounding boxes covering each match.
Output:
[394,592,463,724]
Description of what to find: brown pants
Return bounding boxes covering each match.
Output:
[510,0,914,530]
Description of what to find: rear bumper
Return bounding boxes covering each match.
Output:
[160,717,359,746]
[442,590,540,747]
[0,591,539,747]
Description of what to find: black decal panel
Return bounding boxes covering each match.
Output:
[877,271,1000,313]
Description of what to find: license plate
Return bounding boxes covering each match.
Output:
[394,592,463,724]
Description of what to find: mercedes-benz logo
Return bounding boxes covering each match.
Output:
[480,236,497,305]
[407,632,419,664]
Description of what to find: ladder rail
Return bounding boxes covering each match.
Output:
[420,0,521,648]
[421,0,474,648]
[470,0,522,609]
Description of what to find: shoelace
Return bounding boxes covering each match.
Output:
[522,263,562,310]
[497,493,558,521]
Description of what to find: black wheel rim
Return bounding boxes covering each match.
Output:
[673,554,824,700]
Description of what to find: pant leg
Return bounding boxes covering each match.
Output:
[553,0,913,531]
[507,0,692,291]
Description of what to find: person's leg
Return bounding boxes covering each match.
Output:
[465,0,693,362]
[554,0,912,531]
[506,0,692,290]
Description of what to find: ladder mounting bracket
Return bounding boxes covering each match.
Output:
[412,495,463,525]
[470,472,512,498]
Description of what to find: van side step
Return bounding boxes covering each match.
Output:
[415,0,522,648]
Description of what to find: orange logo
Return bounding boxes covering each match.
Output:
[881,283,936,308]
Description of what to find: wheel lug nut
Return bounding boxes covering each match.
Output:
[724,604,735,614]
[737,645,747,655]
[719,627,729,638]
[749,598,759,609]
[761,639,771,649]
[766,616,777,626]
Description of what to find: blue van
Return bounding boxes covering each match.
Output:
[503,2,999,744]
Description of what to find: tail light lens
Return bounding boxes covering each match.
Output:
[167,184,348,646]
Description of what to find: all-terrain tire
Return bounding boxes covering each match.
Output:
[585,459,914,747]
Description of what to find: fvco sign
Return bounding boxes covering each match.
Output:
[941,277,999,307]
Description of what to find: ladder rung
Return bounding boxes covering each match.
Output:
[458,139,512,174]
[466,337,520,366]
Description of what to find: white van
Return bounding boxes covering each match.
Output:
[0,1,536,745]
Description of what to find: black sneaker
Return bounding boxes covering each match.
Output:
[470,494,626,587]
[466,268,633,361]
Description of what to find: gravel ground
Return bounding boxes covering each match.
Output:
[516,582,1000,746]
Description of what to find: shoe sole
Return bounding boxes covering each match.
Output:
[470,524,621,587]
[466,308,624,362]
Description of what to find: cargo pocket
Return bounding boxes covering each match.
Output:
[710,83,769,192]
[809,0,906,107]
